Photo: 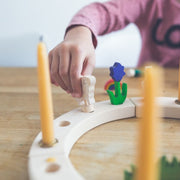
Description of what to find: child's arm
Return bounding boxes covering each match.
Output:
[48,26,95,98]
[49,0,151,97]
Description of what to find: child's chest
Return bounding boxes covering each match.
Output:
[151,1,180,49]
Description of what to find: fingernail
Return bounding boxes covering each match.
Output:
[53,83,58,87]
[72,93,80,98]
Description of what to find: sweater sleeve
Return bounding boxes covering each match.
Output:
[66,0,152,47]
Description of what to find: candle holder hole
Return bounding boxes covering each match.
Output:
[39,138,58,148]
[59,121,70,127]
[46,163,60,173]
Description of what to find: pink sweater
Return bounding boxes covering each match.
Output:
[68,0,180,67]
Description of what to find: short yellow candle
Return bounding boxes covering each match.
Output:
[37,41,55,146]
[137,66,159,180]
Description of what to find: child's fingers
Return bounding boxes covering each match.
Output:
[51,53,67,91]
[57,75,68,91]
[48,51,52,72]
[81,55,95,76]
[59,45,73,93]
[48,51,56,85]
[69,47,84,97]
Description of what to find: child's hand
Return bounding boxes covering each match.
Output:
[48,26,95,98]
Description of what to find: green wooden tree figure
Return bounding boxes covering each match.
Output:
[107,62,127,105]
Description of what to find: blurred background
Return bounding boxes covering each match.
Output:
[0,0,141,67]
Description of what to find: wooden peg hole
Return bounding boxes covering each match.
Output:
[46,163,60,173]
[59,121,70,127]
[39,138,58,148]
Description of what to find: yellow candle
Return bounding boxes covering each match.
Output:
[37,41,55,146]
[137,66,159,180]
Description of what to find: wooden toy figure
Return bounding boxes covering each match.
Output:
[78,75,96,113]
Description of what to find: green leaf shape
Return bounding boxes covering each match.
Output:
[107,81,127,105]
[123,156,180,180]
[159,156,180,180]
[124,165,136,180]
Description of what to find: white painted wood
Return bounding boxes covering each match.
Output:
[29,97,180,180]
[28,99,135,179]
[130,97,142,118]
[158,97,180,119]
[130,97,180,119]
[28,154,84,180]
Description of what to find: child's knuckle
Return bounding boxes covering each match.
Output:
[59,69,68,77]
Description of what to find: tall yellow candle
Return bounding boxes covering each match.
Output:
[37,40,55,147]
[137,66,159,180]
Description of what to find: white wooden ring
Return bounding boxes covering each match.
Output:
[28,97,180,180]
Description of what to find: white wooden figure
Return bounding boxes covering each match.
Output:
[78,75,96,113]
